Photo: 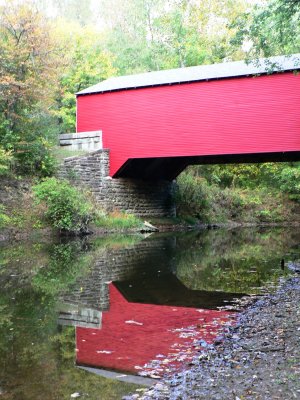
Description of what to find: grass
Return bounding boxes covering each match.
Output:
[94,210,143,229]
[0,205,11,228]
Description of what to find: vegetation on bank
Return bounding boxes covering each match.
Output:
[33,178,94,234]
[94,210,143,230]
[32,178,144,234]
[0,176,143,235]
[1,171,299,237]
[176,163,300,224]
[0,205,11,229]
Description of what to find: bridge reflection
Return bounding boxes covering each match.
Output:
[75,283,234,378]
[55,233,247,378]
[56,228,297,378]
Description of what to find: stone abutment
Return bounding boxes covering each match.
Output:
[58,149,176,217]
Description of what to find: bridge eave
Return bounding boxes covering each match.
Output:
[113,151,300,181]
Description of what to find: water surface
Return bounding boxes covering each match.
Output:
[0,227,299,399]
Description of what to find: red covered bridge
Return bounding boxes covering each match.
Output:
[76,54,300,181]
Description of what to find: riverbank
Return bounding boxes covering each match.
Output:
[2,176,300,243]
[124,268,300,400]
[1,178,299,242]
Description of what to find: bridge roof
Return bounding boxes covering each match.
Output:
[77,54,300,96]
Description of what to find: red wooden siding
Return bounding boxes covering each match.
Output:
[77,72,300,177]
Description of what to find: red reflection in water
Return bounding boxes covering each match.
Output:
[76,284,235,378]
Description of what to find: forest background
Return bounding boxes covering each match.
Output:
[1,0,300,228]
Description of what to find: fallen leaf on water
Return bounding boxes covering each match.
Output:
[125,320,143,326]
[96,350,113,354]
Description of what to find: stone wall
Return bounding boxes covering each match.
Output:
[58,149,176,217]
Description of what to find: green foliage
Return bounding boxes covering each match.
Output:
[99,0,249,74]
[0,2,63,175]
[175,166,299,224]
[277,165,300,197]
[55,24,116,132]
[176,169,249,222]
[0,146,12,176]
[190,163,300,196]
[175,172,210,220]
[14,139,57,176]
[232,0,300,58]
[193,164,264,188]
[33,177,94,234]
[0,205,11,228]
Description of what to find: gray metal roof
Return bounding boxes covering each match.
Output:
[76,53,300,96]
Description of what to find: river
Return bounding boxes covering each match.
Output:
[0,227,299,399]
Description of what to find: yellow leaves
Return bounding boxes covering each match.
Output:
[0,1,67,122]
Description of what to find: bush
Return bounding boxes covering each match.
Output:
[278,166,300,196]
[14,139,57,177]
[175,172,210,219]
[0,147,12,176]
[175,170,286,223]
[33,178,93,234]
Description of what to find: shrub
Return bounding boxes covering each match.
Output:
[175,172,210,219]
[175,170,282,223]
[14,139,57,177]
[278,166,300,196]
[33,177,93,234]
[0,147,12,176]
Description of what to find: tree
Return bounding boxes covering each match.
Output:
[54,23,116,132]
[30,0,96,26]
[232,0,300,58]
[97,0,162,74]
[153,0,250,68]
[51,0,93,25]
[98,0,252,74]
[0,1,63,173]
[0,147,12,176]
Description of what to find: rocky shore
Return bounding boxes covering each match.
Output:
[124,268,300,400]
